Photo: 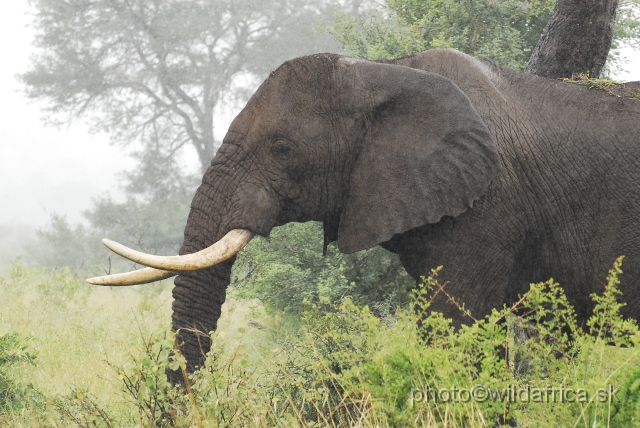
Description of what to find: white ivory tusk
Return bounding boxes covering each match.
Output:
[100,229,254,271]
[86,267,176,286]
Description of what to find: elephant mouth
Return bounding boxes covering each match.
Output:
[85,229,254,286]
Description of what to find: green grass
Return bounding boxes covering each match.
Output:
[0,264,165,400]
[0,260,270,425]
[0,258,638,426]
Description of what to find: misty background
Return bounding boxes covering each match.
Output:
[0,0,347,268]
[1,1,639,268]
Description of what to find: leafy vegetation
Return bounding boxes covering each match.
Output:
[0,333,41,412]
[233,221,414,318]
[328,0,555,68]
[0,257,638,426]
[328,0,640,73]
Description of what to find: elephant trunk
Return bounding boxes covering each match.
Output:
[166,177,279,384]
[168,259,234,383]
[87,148,279,385]
[165,205,239,384]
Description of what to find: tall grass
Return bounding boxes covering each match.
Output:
[0,258,638,426]
[0,260,269,425]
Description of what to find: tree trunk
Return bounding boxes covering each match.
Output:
[525,0,619,79]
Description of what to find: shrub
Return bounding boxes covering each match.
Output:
[99,257,640,427]
[0,333,41,412]
[233,221,414,319]
[3,256,638,426]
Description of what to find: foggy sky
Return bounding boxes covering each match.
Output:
[0,4,135,227]
[1,3,639,265]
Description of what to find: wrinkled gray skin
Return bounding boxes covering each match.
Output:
[169,49,640,383]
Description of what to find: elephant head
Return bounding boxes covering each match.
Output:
[87,53,497,383]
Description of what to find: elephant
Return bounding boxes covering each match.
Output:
[87,49,640,384]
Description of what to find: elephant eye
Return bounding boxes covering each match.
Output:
[271,141,293,158]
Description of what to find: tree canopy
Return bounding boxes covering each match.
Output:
[24,0,343,276]
[329,0,640,72]
[22,0,341,173]
[329,0,556,69]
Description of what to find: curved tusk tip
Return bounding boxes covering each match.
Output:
[102,238,113,246]
[84,268,177,286]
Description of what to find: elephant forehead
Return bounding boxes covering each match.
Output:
[285,116,328,138]
[226,71,339,145]
[231,104,329,140]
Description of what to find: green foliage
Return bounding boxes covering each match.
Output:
[97,258,640,426]
[112,328,187,426]
[588,256,640,346]
[328,0,640,73]
[2,258,640,426]
[328,0,556,68]
[264,261,639,426]
[0,333,41,412]
[232,221,415,318]
[613,364,640,425]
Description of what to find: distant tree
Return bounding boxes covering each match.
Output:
[23,0,343,275]
[21,0,340,174]
[30,150,198,276]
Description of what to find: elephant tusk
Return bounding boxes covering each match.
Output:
[100,229,254,271]
[86,267,176,286]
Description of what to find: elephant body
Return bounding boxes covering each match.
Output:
[93,49,640,381]
[389,51,640,324]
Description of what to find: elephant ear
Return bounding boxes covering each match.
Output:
[336,60,498,254]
